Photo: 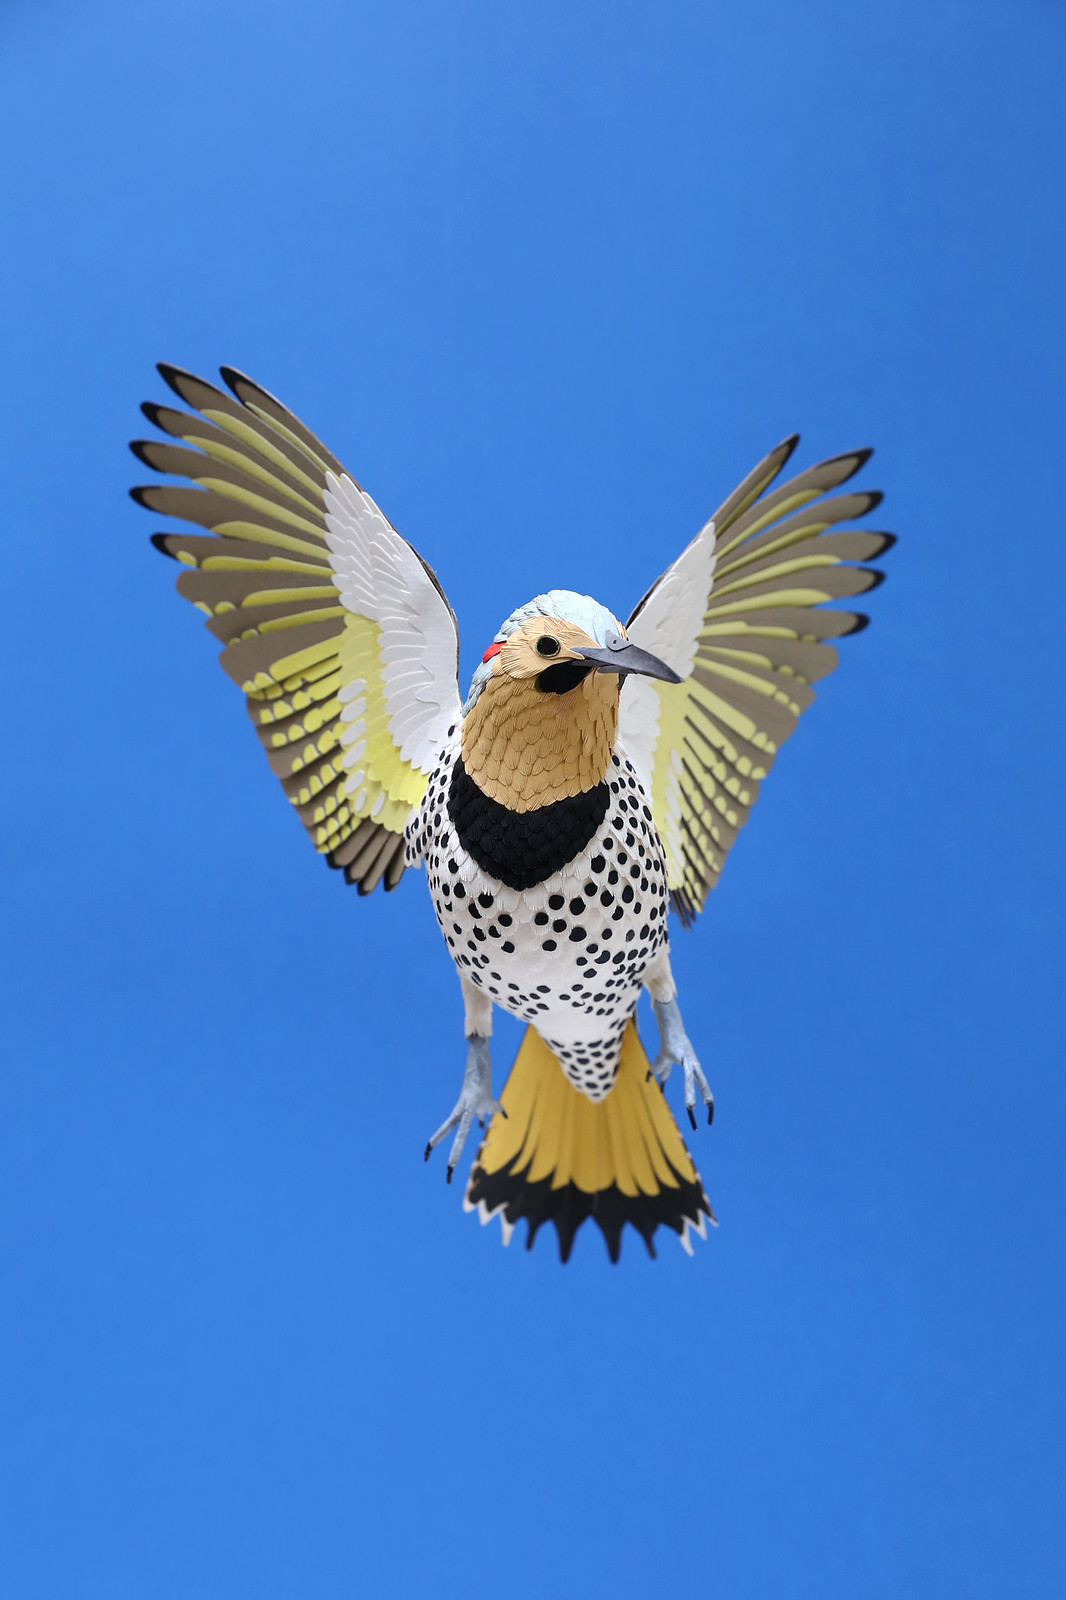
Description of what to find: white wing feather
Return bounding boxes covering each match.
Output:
[323,472,461,773]
[620,518,716,830]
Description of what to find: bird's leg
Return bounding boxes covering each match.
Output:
[643,952,713,1128]
[424,975,503,1182]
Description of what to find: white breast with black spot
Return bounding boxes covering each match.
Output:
[405,737,670,1100]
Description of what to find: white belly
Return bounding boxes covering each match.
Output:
[407,740,670,1099]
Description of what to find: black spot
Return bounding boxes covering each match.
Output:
[534,912,549,926]
[591,856,606,873]
[569,927,587,942]
[543,939,557,951]
[552,920,567,933]
[548,894,564,910]
[502,941,514,952]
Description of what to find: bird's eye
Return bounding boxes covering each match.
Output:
[536,635,561,657]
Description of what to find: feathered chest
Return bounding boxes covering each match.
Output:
[447,756,610,891]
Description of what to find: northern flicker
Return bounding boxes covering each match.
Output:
[132,365,892,1262]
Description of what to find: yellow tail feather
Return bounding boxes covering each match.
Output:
[464,1019,715,1261]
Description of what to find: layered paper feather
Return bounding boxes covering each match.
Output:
[621,438,893,922]
[132,364,462,893]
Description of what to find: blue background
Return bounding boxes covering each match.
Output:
[1,1,1064,1595]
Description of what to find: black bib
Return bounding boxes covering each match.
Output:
[448,757,610,891]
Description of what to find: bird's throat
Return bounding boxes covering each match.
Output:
[460,670,619,813]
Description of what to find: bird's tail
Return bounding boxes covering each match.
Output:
[464,1019,715,1262]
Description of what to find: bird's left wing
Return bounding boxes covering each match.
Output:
[132,364,461,893]
[619,438,894,923]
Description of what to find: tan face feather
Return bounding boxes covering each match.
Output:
[461,616,621,811]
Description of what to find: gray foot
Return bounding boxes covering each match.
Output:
[424,1035,505,1182]
[649,997,714,1128]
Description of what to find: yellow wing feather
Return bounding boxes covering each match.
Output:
[133,364,456,894]
[626,439,893,923]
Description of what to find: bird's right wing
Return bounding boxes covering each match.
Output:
[132,364,462,893]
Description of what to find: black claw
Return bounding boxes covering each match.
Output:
[708,1101,715,1127]
[658,1079,666,1097]
[499,1106,508,1119]
[446,1165,454,1185]
[424,1143,432,1162]
[687,1106,697,1131]
[645,1068,652,1081]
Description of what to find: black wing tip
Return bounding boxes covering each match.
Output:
[821,445,874,478]
[149,532,177,559]
[844,611,870,635]
[129,484,152,507]
[669,887,699,928]
[860,567,887,592]
[141,400,169,428]
[156,361,231,408]
[769,433,801,472]
[129,439,157,469]
[156,360,195,393]
[219,364,258,401]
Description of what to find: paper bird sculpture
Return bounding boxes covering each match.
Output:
[132,365,891,1261]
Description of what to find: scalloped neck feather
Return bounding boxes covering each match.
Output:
[460,669,619,813]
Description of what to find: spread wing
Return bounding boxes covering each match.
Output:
[132,364,461,894]
[619,437,894,924]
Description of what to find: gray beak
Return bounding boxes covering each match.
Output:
[576,630,683,684]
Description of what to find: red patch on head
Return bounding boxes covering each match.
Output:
[482,641,504,663]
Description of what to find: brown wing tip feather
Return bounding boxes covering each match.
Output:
[129,439,160,470]
[149,532,178,560]
[156,360,198,394]
[219,365,272,406]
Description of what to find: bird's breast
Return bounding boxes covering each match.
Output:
[447,756,610,891]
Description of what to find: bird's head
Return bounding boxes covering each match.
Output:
[460,590,680,812]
